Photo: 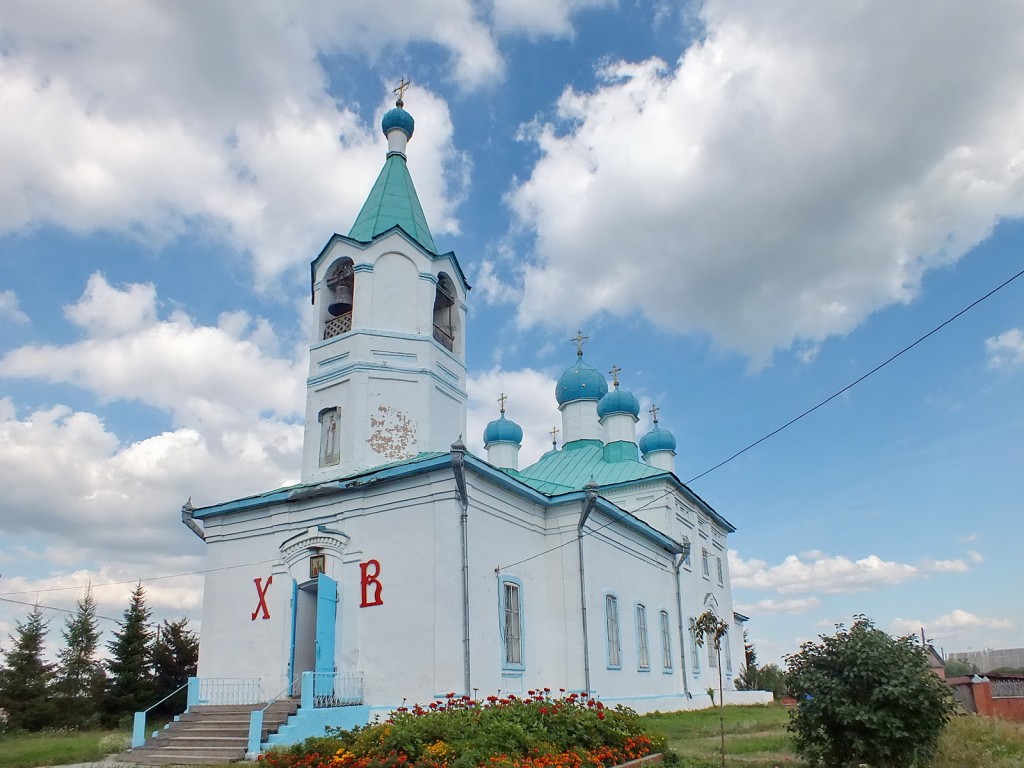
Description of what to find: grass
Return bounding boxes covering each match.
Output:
[644,704,1024,768]
[0,729,129,768]
[644,704,797,768]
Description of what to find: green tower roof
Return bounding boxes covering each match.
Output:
[348,153,437,253]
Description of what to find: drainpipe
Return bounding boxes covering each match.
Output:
[673,539,692,696]
[578,481,599,697]
[181,498,205,541]
[450,438,471,695]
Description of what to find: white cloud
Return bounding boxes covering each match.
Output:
[0,5,472,284]
[509,1,1024,362]
[0,290,29,324]
[0,274,305,433]
[986,328,1024,369]
[0,398,301,553]
[967,550,984,563]
[492,0,612,37]
[735,597,821,615]
[467,367,561,465]
[893,609,1013,640]
[728,549,965,595]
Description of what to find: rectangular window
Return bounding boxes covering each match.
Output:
[702,549,710,579]
[689,623,701,673]
[606,595,621,668]
[716,556,724,586]
[660,610,672,670]
[503,582,522,666]
[636,604,650,670]
[708,634,719,667]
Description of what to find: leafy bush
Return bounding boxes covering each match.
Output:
[785,615,953,768]
[260,690,667,768]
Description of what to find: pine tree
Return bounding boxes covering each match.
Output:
[0,604,56,731]
[54,586,106,726]
[151,617,199,716]
[104,583,155,724]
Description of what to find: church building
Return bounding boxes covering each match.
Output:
[183,90,767,748]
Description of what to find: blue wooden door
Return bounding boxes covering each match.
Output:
[314,573,338,700]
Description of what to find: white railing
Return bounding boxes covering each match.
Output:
[324,313,352,339]
[195,677,263,706]
[310,672,364,708]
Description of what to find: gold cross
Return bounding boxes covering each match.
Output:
[393,77,411,104]
[649,404,660,424]
[571,330,589,356]
[549,426,560,446]
[609,365,621,386]
[498,392,508,413]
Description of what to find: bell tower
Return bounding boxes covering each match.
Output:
[301,87,469,482]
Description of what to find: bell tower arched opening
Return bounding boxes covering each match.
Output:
[432,272,458,353]
[322,257,355,340]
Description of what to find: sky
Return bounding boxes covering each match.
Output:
[1,0,1022,669]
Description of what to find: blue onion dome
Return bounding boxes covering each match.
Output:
[381,101,415,139]
[597,381,641,419]
[639,425,677,455]
[556,355,609,406]
[483,413,523,446]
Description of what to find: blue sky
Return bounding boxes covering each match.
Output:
[1,1,1022,667]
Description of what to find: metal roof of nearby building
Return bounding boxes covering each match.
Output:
[513,440,667,494]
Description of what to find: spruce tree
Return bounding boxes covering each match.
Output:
[151,617,199,715]
[0,604,55,731]
[54,586,106,726]
[104,583,155,724]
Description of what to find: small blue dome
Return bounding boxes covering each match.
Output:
[556,356,609,406]
[483,414,523,446]
[597,386,640,419]
[382,106,415,138]
[639,425,676,455]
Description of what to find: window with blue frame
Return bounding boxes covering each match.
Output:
[636,603,650,670]
[606,594,621,668]
[500,578,523,669]
[660,610,672,671]
[690,620,701,674]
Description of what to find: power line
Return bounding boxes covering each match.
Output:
[496,263,1024,572]
[0,558,279,598]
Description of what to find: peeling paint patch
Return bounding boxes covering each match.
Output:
[368,404,417,460]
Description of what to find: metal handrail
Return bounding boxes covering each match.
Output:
[247,675,302,758]
[131,681,190,749]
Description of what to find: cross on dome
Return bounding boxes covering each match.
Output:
[498,392,508,414]
[609,365,621,387]
[549,425,560,447]
[393,77,411,107]
[649,404,660,424]
[571,330,589,357]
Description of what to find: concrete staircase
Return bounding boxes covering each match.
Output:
[125,699,300,765]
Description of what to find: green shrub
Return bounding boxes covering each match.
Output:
[785,615,953,768]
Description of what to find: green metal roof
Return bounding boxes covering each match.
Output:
[514,440,668,494]
[348,153,437,252]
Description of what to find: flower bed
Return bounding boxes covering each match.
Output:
[259,690,667,768]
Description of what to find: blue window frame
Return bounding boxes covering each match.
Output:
[605,593,622,669]
[499,577,524,671]
[660,610,673,672]
[635,603,650,671]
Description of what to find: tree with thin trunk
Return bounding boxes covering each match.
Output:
[0,604,55,731]
[104,583,155,724]
[54,585,106,726]
[692,610,729,768]
[152,617,199,716]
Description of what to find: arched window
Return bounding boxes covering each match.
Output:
[323,258,354,340]
[432,273,457,352]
